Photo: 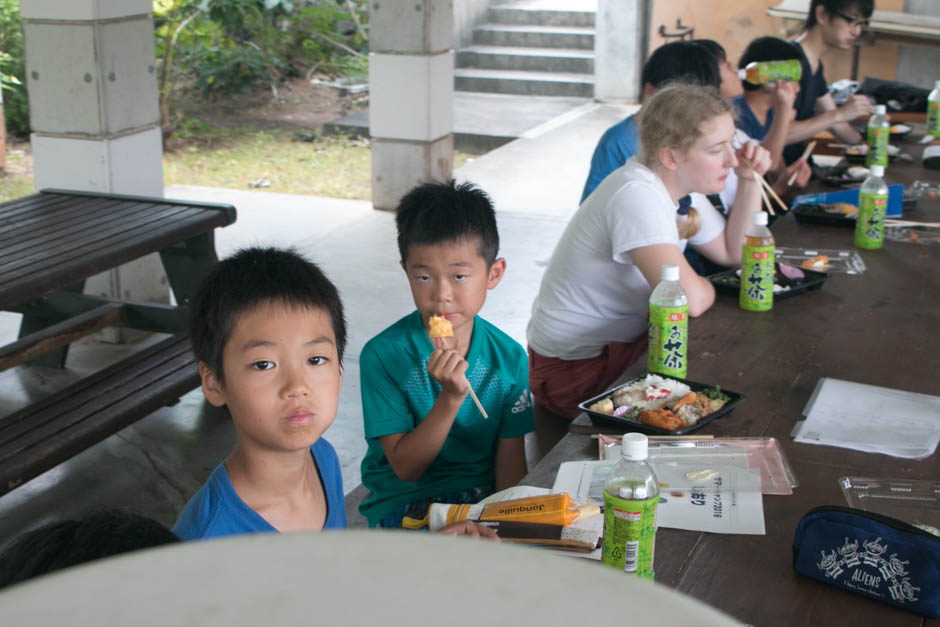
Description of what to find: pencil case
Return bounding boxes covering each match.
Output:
[792,506,940,618]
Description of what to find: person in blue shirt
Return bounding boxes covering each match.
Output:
[173,247,349,539]
[733,36,811,188]
[359,181,534,528]
[581,40,723,203]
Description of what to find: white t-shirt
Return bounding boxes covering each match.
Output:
[526,159,725,360]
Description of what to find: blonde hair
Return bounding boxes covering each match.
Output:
[637,83,733,239]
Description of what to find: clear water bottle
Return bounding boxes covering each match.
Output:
[928,80,940,139]
[866,104,890,168]
[602,433,659,580]
[739,212,775,312]
[855,165,889,250]
[648,264,688,379]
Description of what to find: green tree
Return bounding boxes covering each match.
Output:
[0,0,28,137]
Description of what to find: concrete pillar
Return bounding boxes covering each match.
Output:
[594,0,648,103]
[21,0,167,308]
[369,0,454,211]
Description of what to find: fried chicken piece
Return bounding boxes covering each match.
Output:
[428,314,453,338]
[639,408,686,431]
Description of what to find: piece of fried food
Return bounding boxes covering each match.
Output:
[801,255,829,270]
[639,408,686,431]
[428,314,453,338]
[588,398,614,415]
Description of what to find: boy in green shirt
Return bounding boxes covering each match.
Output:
[359,181,534,528]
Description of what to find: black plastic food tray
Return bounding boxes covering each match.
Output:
[578,375,745,435]
[707,267,827,300]
[792,203,855,227]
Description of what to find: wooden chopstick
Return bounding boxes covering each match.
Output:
[467,387,488,419]
[759,176,789,214]
[753,171,776,216]
[884,219,940,229]
[787,140,817,186]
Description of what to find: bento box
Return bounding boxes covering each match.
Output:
[708,264,827,300]
[578,374,745,435]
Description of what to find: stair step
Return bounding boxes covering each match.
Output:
[457,45,593,73]
[489,6,595,27]
[473,24,594,49]
[455,68,594,98]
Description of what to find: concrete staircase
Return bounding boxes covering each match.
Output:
[455,3,595,98]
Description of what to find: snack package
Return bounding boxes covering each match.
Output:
[426,493,599,531]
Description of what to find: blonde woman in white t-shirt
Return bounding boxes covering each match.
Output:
[527,83,773,456]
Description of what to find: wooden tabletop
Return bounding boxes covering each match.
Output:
[0,189,236,309]
[523,131,940,626]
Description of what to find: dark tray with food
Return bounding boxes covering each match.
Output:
[579,373,745,435]
[708,263,827,300]
[792,202,857,227]
[844,144,900,164]
[813,163,871,187]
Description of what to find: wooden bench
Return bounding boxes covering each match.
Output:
[0,333,199,496]
[0,189,236,496]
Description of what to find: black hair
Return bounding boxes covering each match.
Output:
[0,509,179,589]
[641,40,721,93]
[738,36,804,91]
[805,0,873,29]
[692,39,728,63]
[189,247,347,382]
[395,180,499,266]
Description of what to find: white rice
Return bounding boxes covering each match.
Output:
[611,375,691,411]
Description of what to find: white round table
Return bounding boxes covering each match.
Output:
[0,530,741,626]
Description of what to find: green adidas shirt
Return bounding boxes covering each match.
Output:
[358,310,534,527]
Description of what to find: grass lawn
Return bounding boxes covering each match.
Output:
[1,126,477,203]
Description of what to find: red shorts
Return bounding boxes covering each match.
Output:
[528,338,648,421]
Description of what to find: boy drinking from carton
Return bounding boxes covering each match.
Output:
[173,247,348,539]
[359,181,534,528]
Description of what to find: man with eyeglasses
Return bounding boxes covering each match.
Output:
[783,0,875,164]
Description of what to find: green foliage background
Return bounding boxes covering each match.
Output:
[0,0,369,137]
[0,0,28,136]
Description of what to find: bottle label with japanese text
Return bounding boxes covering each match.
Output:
[648,305,688,379]
[855,190,888,249]
[739,246,774,311]
[928,101,940,138]
[602,491,658,580]
[866,127,889,167]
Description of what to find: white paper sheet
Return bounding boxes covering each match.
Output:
[553,460,766,545]
[795,378,940,459]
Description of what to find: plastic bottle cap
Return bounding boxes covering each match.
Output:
[621,433,649,461]
[752,211,769,226]
[874,104,886,115]
[935,80,940,91]
[870,165,884,177]
[660,264,680,282]
[737,69,747,80]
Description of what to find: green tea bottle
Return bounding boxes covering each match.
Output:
[855,165,888,250]
[737,59,802,85]
[602,433,659,580]
[739,212,775,312]
[648,264,688,379]
[866,104,889,168]
[928,80,940,139]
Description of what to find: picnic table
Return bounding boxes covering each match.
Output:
[0,189,236,496]
[524,127,940,626]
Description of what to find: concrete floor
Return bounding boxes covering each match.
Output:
[0,99,635,543]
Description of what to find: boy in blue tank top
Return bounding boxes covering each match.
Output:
[359,181,534,528]
[173,247,349,540]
